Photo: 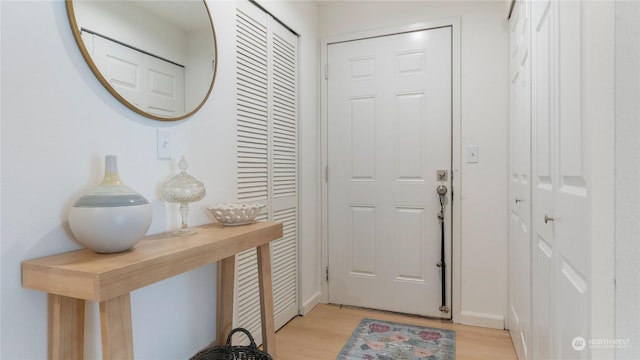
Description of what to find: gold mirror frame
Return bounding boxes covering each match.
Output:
[65,0,218,121]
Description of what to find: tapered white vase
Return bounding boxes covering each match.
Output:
[68,155,152,253]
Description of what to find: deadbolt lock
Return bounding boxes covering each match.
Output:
[437,170,448,181]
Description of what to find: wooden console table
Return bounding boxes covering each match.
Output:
[21,221,283,360]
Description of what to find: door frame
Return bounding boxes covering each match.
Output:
[319,17,462,322]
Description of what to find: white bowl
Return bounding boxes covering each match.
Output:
[207,203,265,226]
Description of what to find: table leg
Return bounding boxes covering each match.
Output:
[99,293,134,360]
[216,256,235,346]
[257,243,276,355]
[48,294,84,360]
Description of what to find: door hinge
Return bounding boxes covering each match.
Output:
[325,266,329,282]
[325,164,329,182]
[324,64,329,80]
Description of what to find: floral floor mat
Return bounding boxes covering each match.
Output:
[337,318,455,360]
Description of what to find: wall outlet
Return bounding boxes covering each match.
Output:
[157,130,171,160]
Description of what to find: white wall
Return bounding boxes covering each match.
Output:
[318,0,509,328]
[0,0,319,359]
[615,1,640,358]
[186,27,216,111]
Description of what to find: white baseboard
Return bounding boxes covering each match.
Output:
[457,310,505,329]
[300,291,322,315]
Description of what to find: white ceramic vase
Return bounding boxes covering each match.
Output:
[68,155,152,253]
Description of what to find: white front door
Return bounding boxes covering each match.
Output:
[327,26,452,318]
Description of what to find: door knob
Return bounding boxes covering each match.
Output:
[515,198,522,204]
[544,214,554,224]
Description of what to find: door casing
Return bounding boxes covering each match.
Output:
[320,17,462,322]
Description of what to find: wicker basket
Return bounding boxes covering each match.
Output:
[189,328,273,360]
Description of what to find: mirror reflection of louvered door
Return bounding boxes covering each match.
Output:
[234,2,298,346]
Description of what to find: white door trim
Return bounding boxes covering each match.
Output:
[319,17,462,323]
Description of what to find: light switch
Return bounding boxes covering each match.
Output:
[466,145,479,163]
[157,130,171,160]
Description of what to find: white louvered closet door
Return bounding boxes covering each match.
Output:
[235,1,298,346]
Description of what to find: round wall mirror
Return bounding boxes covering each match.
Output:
[66,0,217,121]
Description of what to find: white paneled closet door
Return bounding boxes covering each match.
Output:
[508,2,531,359]
[235,1,298,346]
[510,0,615,359]
[531,1,593,358]
[530,0,554,357]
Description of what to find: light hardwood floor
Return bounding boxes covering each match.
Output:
[273,304,517,360]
